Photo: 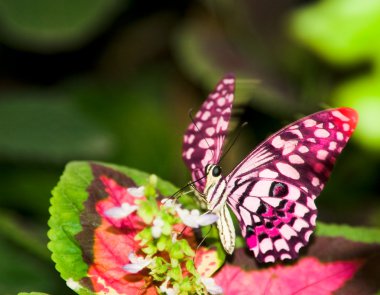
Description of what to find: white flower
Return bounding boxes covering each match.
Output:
[151,216,165,238]
[159,278,179,295]
[66,278,81,291]
[127,186,145,197]
[123,252,152,273]
[176,208,219,228]
[201,277,223,295]
[161,198,180,209]
[105,203,138,219]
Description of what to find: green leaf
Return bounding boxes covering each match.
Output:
[48,162,93,283]
[0,0,127,52]
[289,0,380,65]
[170,242,184,260]
[156,235,168,252]
[168,266,182,281]
[48,161,179,294]
[18,293,51,295]
[178,239,195,257]
[142,243,157,256]
[0,97,113,163]
[137,197,158,224]
[0,237,60,295]
[185,259,197,276]
[317,222,380,244]
[0,208,49,261]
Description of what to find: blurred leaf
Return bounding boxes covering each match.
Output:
[215,257,361,294]
[0,0,127,52]
[0,95,114,163]
[0,237,60,294]
[289,0,380,65]
[18,293,50,295]
[174,17,297,115]
[65,70,188,183]
[289,0,380,151]
[333,75,380,151]
[174,19,254,91]
[0,208,49,261]
[317,222,380,244]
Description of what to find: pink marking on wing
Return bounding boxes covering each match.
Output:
[246,235,258,249]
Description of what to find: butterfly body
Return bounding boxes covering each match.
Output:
[182,74,358,263]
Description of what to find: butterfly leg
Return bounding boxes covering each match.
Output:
[189,182,208,210]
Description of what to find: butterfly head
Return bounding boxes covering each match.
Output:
[205,164,222,177]
[204,164,223,193]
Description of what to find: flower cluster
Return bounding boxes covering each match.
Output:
[110,178,223,294]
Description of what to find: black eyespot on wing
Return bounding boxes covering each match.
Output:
[246,225,255,237]
[212,165,222,177]
[269,182,288,197]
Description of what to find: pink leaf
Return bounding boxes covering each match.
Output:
[214,257,362,295]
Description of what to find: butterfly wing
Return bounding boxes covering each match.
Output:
[225,108,358,263]
[182,74,235,191]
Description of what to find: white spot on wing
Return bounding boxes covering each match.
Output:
[259,169,279,178]
[282,140,298,155]
[310,214,317,226]
[337,132,344,141]
[205,127,215,136]
[276,162,300,180]
[260,238,273,254]
[298,146,309,153]
[280,224,297,240]
[274,239,290,251]
[332,110,349,121]
[328,141,337,151]
[289,154,304,164]
[317,150,328,160]
[314,129,330,138]
[295,242,304,253]
[184,147,194,159]
[272,136,285,148]
[304,230,313,241]
[280,254,292,260]
[199,138,215,149]
[264,255,275,263]
[294,203,309,217]
[293,219,309,232]
[304,119,316,127]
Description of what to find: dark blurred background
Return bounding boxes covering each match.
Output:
[0,0,379,293]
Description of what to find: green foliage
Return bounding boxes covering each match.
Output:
[0,0,127,52]
[0,97,113,163]
[48,162,93,282]
[317,222,380,244]
[289,0,380,151]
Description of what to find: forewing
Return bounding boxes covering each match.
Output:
[225,108,358,263]
[182,74,235,191]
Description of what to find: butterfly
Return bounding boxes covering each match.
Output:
[182,74,358,263]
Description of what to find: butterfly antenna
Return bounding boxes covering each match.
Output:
[193,225,213,262]
[219,121,248,164]
[188,109,215,158]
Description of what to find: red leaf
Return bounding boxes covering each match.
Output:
[214,257,362,295]
[88,175,157,294]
